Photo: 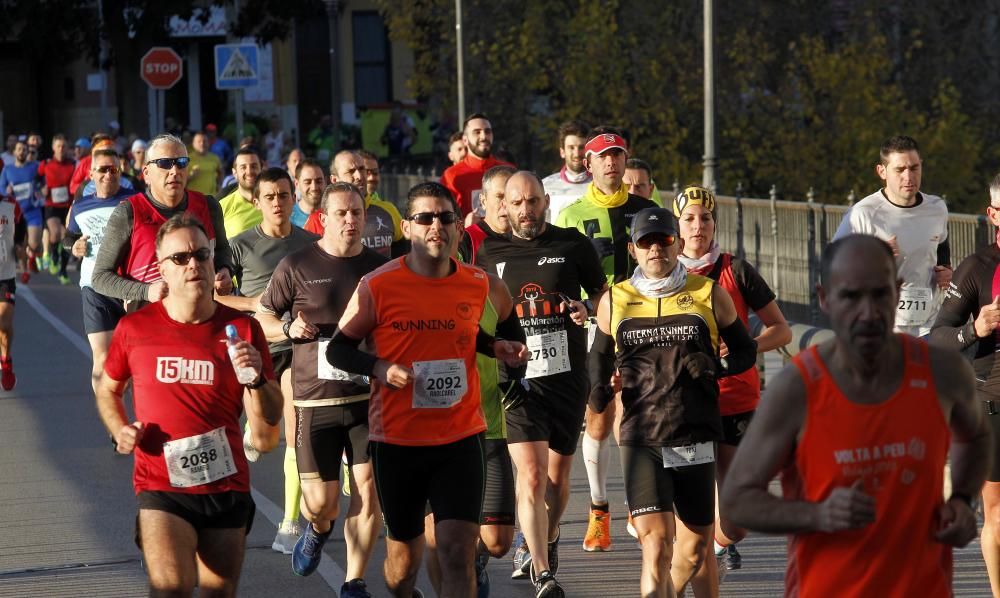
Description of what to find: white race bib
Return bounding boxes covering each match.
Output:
[525,330,571,379]
[662,442,715,468]
[162,427,237,488]
[412,359,468,408]
[12,182,32,202]
[51,186,69,204]
[896,286,933,326]
[317,338,355,381]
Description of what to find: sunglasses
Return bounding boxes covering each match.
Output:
[159,247,212,266]
[146,157,191,170]
[635,233,676,250]
[408,211,458,225]
[93,165,119,174]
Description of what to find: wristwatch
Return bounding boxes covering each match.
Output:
[245,373,267,389]
[282,320,293,339]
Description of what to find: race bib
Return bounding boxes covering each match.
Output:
[50,186,69,204]
[412,359,468,408]
[895,286,933,326]
[317,338,353,381]
[11,182,31,202]
[662,442,715,469]
[525,330,570,379]
[163,427,237,488]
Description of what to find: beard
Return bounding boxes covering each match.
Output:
[512,217,544,240]
[468,140,492,159]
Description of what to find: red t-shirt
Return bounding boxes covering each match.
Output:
[69,155,92,196]
[440,154,514,216]
[104,302,275,495]
[38,158,76,207]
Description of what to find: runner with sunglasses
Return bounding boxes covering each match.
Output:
[475,171,607,598]
[328,181,529,598]
[92,133,235,312]
[96,213,283,596]
[673,185,791,579]
[588,207,758,598]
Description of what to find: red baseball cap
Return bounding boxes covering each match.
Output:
[585,133,628,157]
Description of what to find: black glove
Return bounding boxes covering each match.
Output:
[500,379,530,411]
[680,353,719,398]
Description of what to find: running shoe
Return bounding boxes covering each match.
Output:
[58,274,71,285]
[271,519,302,555]
[243,427,261,463]
[29,255,39,273]
[291,523,331,576]
[511,531,532,580]
[0,357,15,391]
[547,528,560,575]
[340,578,372,598]
[41,253,51,272]
[19,272,29,284]
[476,550,490,598]
[723,544,742,570]
[531,569,564,598]
[582,507,611,552]
[716,548,728,585]
[48,258,59,276]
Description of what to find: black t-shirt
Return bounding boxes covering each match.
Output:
[930,242,1000,397]
[259,243,388,402]
[475,224,606,402]
[706,254,776,312]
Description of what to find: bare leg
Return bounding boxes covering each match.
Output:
[194,526,247,597]
[672,519,716,598]
[982,482,1000,597]
[138,509,199,596]
[634,512,677,598]
[384,535,424,598]
[508,441,552,572]
[435,519,479,598]
[344,461,379,580]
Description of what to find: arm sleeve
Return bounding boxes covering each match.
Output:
[718,319,758,376]
[326,326,378,377]
[206,195,234,275]
[929,256,982,350]
[587,328,616,413]
[91,202,150,302]
[937,237,951,268]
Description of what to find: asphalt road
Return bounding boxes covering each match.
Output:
[0,269,992,597]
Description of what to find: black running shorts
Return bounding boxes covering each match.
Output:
[984,398,1000,482]
[271,348,293,380]
[372,433,486,542]
[81,286,124,334]
[135,490,255,549]
[720,410,755,447]
[481,438,515,526]
[44,206,70,224]
[621,444,716,527]
[295,400,370,483]
[505,389,586,456]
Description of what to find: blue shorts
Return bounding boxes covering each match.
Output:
[17,201,43,227]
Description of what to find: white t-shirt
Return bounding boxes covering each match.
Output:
[833,189,949,335]
[542,168,591,223]
[264,131,286,166]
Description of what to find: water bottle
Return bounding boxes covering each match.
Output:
[225,324,259,385]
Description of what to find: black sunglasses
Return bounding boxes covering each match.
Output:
[635,233,676,250]
[94,165,119,174]
[408,211,458,225]
[146,157,191,170]
[159,247,212,266]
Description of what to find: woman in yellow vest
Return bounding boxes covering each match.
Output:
[587,207,758,598]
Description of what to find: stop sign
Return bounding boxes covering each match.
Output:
[140,47,183,90]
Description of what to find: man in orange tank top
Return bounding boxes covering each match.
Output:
[721,234,990,598]
[328,182,528,598]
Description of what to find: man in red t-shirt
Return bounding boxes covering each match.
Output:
[96,214,282,596]
[38,134,76,283]
[440,113,514,218]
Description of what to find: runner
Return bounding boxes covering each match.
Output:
[290,158,325,229]
[588,206,758,598]
[64,146,134,395]
[188,131,223,197]
[441,113,515,218]
[38,134,76,283]
[673,185,791,576]
[91,133,234,309]
[555,127,656,552]
[219,147,264,239]
[285,148,304,177]
[327,181,528,598]
[623,158,664,207]
[723,234,989,598]
[930,175,1000,596]
[257,180,387,594]
[447,132,467,166]
[358,149,406,256]
[0,185,25,390]
[832,135,951,337]
[475,171,607,597]
[0,138,42,283]
[458,164,515,264]
[95,214,283,596]
[541,120,591,222]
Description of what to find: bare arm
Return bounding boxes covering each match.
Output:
[255,308,288,343]
[215,292,260,313]
[95,372,144,454]
[753,300,792,353]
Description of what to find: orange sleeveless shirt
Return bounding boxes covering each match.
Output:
[362,257,488,446]
[783,335,952,598]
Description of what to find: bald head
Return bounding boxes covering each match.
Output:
[504,171,549,240]
[330,150,366,189]
[820,234,897,289]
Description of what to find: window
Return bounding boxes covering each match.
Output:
[352,12,391,106]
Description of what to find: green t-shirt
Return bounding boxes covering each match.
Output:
[478,296,504,439]
[187,151,222,196]
[219,188,263,240]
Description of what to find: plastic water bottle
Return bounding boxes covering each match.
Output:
[225,324,259,384]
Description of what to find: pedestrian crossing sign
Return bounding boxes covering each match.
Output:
[214,43,259,89]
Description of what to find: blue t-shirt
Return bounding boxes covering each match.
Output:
[0,162,41,209]
[290,202,310,229]
[210,139,233,167]
[67,188,134,288]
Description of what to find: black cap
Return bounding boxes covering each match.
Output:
[630,207,678,243]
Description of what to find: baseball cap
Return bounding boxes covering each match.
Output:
[205,123,218,132]
[74,137,91,150]
[672,185,716,217]
[630,207,678,243]
[91,139,117,155]
[585,133,628,157]
[131,139,148,152]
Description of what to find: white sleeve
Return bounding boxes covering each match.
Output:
[832,207,854,241]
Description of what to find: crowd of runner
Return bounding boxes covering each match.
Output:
[1,116,998,598]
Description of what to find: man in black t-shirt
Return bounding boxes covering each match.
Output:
[476,171,606,597]
[257,181,388,595]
